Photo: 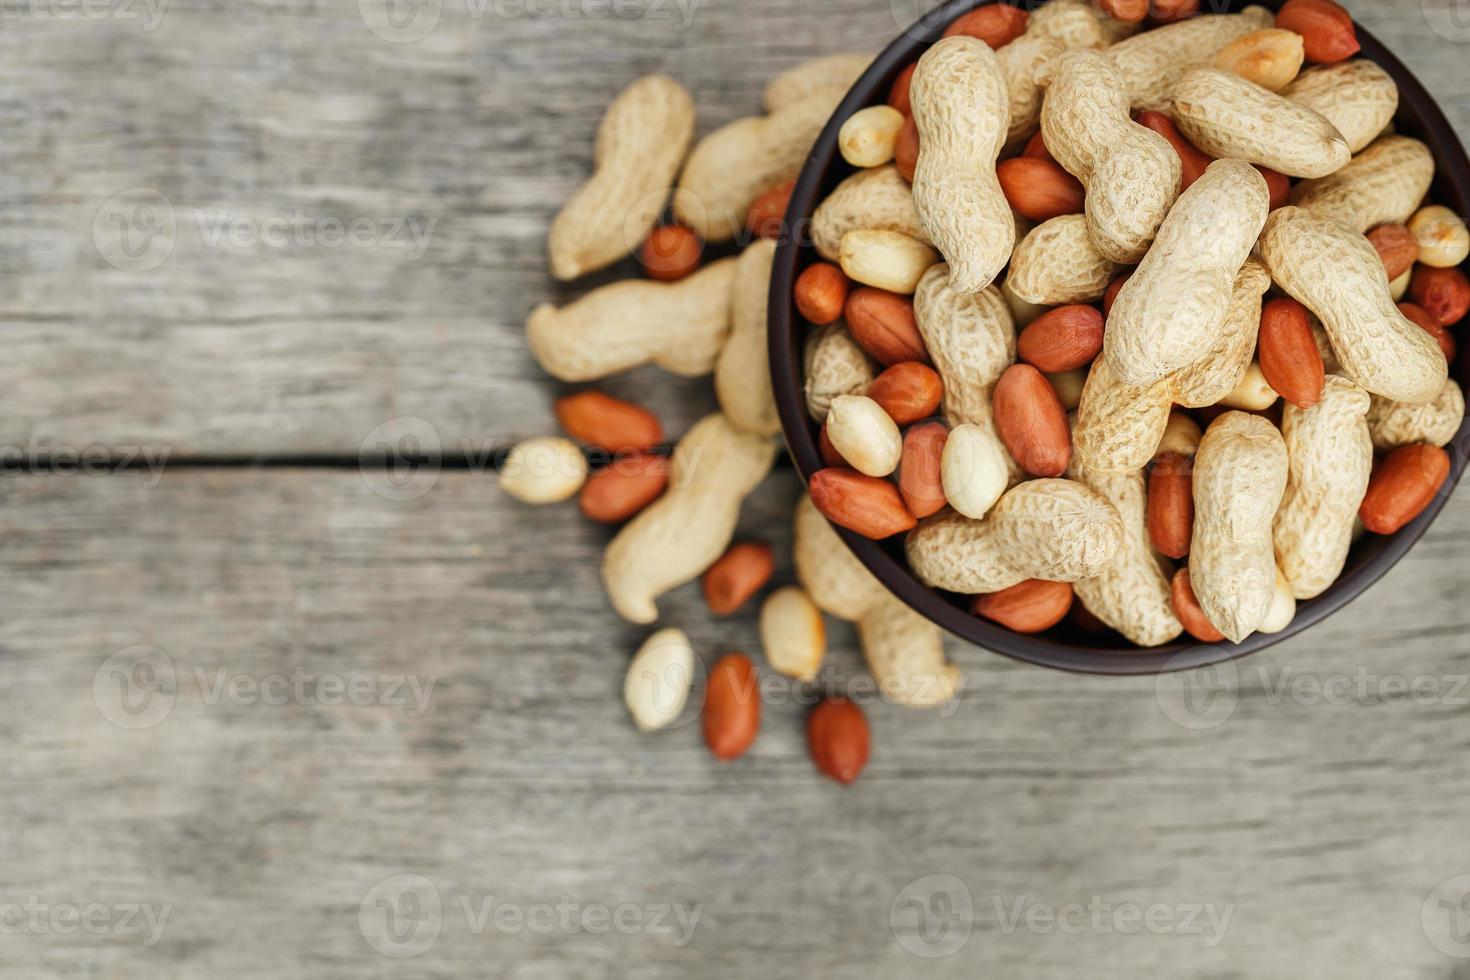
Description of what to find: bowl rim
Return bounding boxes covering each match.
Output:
[768,0,1470,676]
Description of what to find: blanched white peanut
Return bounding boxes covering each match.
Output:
[1106,160,1269,386]
[1212,28,1304,92]
[1259,206,1447,406]
[548,75,695,281]
[1389,266,1413,302]
[1219,363,1280,412]
[840,105,905,168]
[827,395,903,477]
[500,438,588,504]
[909,36,1014,294]
[1409,205,1470,268]
[1190,412,1289,643]
[527,259,736,381]
[1274,376,1373,600]
[624,628,695,732]
[941,423,1010,520]
[759,587,827,682]
[811,166,929,262]
[1172,68,1350,178]
[1257,569,1298,636]
[603,414,776,624]
[804,322,878,422]
[715,240,781,435]
[794,496,961,707]
[839,230,940,294]
[1157,411,1203,458]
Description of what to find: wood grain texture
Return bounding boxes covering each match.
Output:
[4,1,1470,977]
[4,468,1470,977]
[0,0,892,455]
[0,0,1443,457]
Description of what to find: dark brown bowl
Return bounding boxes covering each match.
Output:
[769,0,1470,675]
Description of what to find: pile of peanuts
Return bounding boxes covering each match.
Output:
[511,39,948,784]
[800,0,1467,649]
[508,0,1469,776]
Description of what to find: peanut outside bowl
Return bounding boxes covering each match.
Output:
[768,0,1470,675]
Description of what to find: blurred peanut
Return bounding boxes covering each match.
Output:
[826,395,903,478]
[703,542,775,615]
[640,225,703,281]
[1409,205,1470,268]
[941,423,1011,520]
[760,587,827,681]
[839,230,940,294]
[900,422,950,520]
[501,438,588,505]
[839,105,906,168]
[1212,28,1304,92]
[794,262,850,325]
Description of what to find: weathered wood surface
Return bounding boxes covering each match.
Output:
[3,469,1470,978]
[0,0,1459,455]
[3,0,1470,977]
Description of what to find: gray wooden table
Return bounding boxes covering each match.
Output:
[4,1,1470,976]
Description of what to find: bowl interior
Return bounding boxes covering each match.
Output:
[769,0,1470,675]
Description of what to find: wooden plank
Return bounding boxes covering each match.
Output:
[0,0,1460,455]
[0,0,894,456]
[4,467,1470,976]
